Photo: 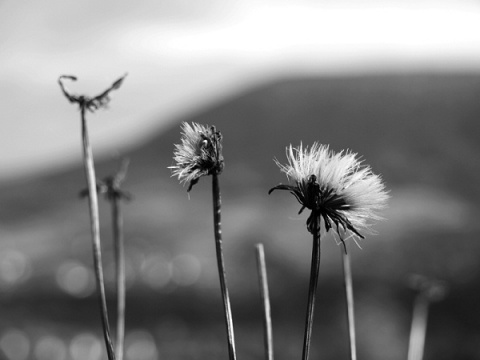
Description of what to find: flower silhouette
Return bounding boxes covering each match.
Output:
[269,143,388,248]
[170,122,224,191]
[58,74,127,112]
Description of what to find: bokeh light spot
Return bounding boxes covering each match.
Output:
[69,333,102,360]
[55,261,95,298]
[34,335,67,360]
[0,249,31,288]
[0,329,30,360]
[171,253,201,286]
[140,253,171,289]
[125,330,158,360]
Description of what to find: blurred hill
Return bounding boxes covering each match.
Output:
[1,73,480,360]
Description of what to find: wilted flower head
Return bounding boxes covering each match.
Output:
[269,143,388,247]
[170,122,224,191]
[79,159,132,201]
[58,74,127,112]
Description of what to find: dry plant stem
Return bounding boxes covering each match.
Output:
[255,243,274,360]
[341,246,357,360]
[81,106,116,360]
[212,173,237,360]
[407,295,429,360]
[301,219,321,360]
[112,196,125,360]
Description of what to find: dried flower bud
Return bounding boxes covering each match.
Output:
[58,74,127,112]
[79,159,132,201]
[170,122,224,191]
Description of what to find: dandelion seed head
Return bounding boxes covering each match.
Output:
[170,122,224,191]
[270,142,389,245]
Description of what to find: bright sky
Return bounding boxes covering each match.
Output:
[1,0,480,180]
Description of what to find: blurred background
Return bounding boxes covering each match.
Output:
[1,0,480,359]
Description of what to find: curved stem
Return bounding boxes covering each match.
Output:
[81,106,116,360]
[212,173,237,360]
[301,217,321,360]
[112,197,125,360]
[341,246,357,360]
[255,243,274,360]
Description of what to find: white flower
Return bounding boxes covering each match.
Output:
[270,143,389,246]
[170,122,224,191]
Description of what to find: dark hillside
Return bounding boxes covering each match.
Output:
[134,73,480,195]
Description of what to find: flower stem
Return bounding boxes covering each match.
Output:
[112,195,125,360]
[211,173,237,360]
[301,218,321,360]
[80,106,116,360]
[341,245,357,360]
[255,243,274,360]
[407,294,429,360]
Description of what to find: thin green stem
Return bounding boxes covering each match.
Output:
[407,295,429,360]
[301,218,321,360]
[112,197,125,360]
[212,173,237,360]
[81,106,116,360]
[255,243,274,360]
[341,245,357,360]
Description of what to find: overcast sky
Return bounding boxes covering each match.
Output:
[1,0,480,181]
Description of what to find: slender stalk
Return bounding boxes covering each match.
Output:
[255,243,274,360]
[341,245,357,360]
[301,218,321,360]
[112,196,125,360]
[211,173,237,360]
[81,106,116,360]
[407,294,429,360]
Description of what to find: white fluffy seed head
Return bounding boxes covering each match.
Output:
[274,142,389,243]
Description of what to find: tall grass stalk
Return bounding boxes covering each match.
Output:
[59,74,127,360]
[80,105,116,360]
[301,219,321,360]
[341,245,357,360]
[112,195,125,360]
[212,173,237,360]
[407,275,447,360]
[255,243,274,360]
[407,294,429,360]
[104,160,130,360]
